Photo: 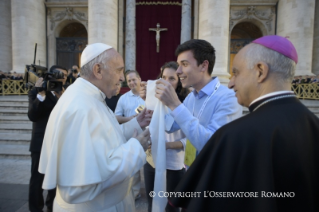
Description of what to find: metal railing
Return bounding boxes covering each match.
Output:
[0,80,318,100]
[0,80,29,95]
[292,83,319,100]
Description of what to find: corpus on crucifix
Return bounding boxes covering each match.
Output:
[149,23,167,53]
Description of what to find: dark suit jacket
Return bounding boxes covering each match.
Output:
[28,88,57,152]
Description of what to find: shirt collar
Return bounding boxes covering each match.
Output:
[128,90,140,97]
[78,78,106,100]
[249,90,294,107]
[192,77,219,99]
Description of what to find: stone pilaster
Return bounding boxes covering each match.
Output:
[0,0,12,72]
[181,0,192,43]
[118,0,124,57]
[125,0,136,71]
[11,0,46,73]
[199,0,231,85]
[277,0,315,76]
[312,1,319,75]
[88,0,118,49]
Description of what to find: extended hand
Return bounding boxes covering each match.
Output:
[133,128,150,151]
[139,81,147,100]
[155,79,181,111]
[136,108,153,128]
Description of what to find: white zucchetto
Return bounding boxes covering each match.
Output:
[81,43,113,67]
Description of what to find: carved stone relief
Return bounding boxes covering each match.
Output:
[48,7,88,31]
[230,6,276,35]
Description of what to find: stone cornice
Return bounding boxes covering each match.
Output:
[45,2,88,8]
[231,3,277,6]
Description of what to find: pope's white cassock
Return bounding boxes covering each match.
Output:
[39,77,146,212]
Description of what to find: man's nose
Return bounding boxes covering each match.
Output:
[120,73,124,81]
[176,66,182,75]
[228,76,234,89]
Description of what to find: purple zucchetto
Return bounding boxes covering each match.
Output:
[252,35,298,64]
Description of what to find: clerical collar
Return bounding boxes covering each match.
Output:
[78,78,106,100]
[249,91,295,112]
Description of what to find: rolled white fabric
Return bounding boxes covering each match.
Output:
[146,80,168,212]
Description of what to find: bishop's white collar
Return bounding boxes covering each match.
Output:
[249,90,294,107]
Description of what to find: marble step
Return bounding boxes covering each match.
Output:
[0,123,32,133]
[0,109,28,116]
[0,133,31,145]
[0,116,31,124]
[0,96,28,101]
[0,144,30,159]
[0,105,28,110]
[0,101,28,107]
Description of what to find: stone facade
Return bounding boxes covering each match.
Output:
[0,0,12,72]
[0,0,318,78]
[11,0,46,72]
[277,0,316,76]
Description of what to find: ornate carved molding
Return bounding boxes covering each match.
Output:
[136,1,182,6]
[56,38,87,52]
[230,6,275,31]
[49,7,88,30]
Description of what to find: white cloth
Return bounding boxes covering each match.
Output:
[146,80,168,212]
[39,77,146,211]
[115,90,145,117]
[114,89,145,198]
[166,133,186,170]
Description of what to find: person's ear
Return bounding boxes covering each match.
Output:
[256,61,269,83]
[93,64,103,80]
[200,60,209,73]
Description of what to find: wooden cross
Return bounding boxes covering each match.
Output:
[149,23,167,53]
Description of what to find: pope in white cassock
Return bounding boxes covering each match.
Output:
[38,43,151,212]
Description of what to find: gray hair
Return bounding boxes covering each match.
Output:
[80,50,110,78]
[245,43,296,83]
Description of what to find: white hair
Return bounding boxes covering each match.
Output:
[245,43,296,83]
[80,50,110,78]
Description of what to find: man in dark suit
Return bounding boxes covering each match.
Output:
[28,65,67,212]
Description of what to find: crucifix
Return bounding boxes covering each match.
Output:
[149,23,167,53]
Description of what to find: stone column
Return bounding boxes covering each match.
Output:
[11,0,46,73]
[118,0,124,57]
[312,1,319,75]
[193,0,199,39]
[181,0,192,43]
[277,0,315,76]
[198,0,230,84]
[0,0,12,72]
[88,0,118,49]
[125,0,136,71]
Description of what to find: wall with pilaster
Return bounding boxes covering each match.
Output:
[0,0,12,72]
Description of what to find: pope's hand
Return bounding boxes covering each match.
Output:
[136,108,153,128]
[139,81,147,100]
[155,79,181,111]
[133,128,150,151]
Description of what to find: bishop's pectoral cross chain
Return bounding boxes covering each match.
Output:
[149,23,167,53]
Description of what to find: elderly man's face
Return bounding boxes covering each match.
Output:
[101,51,125,98]
[228,45,258,107]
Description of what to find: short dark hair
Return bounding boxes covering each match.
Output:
[49,65,67,73]
[159,61,190,102]
[175,39,216,75]
[125,70,140,80]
